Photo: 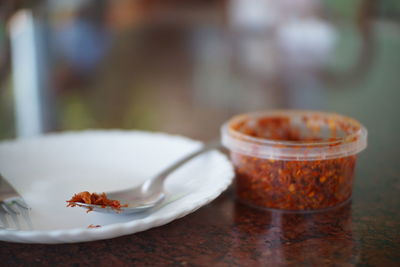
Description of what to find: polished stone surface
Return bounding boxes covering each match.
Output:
[1,181,399,266]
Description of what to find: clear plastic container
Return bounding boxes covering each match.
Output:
[221,110,367,212]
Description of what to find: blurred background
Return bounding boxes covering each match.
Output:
[0,0,399,141]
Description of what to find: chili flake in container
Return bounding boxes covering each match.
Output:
[221,110,367,212]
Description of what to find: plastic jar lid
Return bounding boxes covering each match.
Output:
[221,110,367,161]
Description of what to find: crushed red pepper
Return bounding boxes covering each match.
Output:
[88,224,101,228]
[232,153,356,210]
[229,114,359,211]
[66,191,128,213]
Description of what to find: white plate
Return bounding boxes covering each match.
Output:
[0,130,234,244]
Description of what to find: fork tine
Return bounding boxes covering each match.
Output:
[19,205,33,230]
[7,209,21,230]
[0,204,10,228]
[3,203,20,215]
[0,172,32,230]
[0,202,32,230]
[14,199,29,210]
[13,199,33,230]
[0,201,33,230]
[0,203,12,214]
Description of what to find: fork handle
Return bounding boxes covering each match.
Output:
[142,140,222,194]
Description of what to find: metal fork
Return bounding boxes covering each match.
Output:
[0,173,32,230]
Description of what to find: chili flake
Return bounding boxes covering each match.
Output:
[221,110,367,211]
[88,224,101,229]
[66,191,128,213]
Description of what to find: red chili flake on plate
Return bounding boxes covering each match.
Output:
[66,191,128,213]
[87,224,101,229]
